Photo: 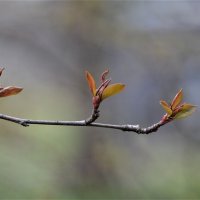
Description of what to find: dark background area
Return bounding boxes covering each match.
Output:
[0,1,199,199]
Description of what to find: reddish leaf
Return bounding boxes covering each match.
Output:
[0,86,23,97]
[85,71,96,96]
[171,89,183,110]
[101,69,109,83]
[0,68,4,76]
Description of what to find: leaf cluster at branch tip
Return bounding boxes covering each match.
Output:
[85,70,125,109]
[160,88,197,122]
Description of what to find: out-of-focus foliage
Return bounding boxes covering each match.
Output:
[0,1,199,199]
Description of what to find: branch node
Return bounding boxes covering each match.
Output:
[122,124,140,132]
[85,109,100,125]
[19,121,29,127]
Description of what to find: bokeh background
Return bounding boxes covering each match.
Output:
[0,1,199,199]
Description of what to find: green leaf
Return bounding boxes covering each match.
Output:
[174,103,197,119]
[101,83,125,100]
[160,100,172,115]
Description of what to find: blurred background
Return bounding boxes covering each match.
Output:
[0,1,199,199]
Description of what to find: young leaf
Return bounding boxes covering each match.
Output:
[0,68,4,76]
[85,71,96,96]
[101,69,109,82]
[174,103,197,119]
[171,89,183,110]
[160,100,172,115]
[101,83,125,100]
[0,86,23,97]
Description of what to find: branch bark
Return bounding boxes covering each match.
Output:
[85,108,100,124]
[0,113,167,134]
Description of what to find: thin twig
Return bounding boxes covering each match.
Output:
[0,113,166,134]
[85,108,100,124]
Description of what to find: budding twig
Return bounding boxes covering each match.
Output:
[0,113,167,134]
[0,68,196,135]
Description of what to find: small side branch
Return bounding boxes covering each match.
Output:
[85,109,100,125]
[0,113,167,134]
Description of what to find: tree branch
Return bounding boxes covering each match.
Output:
[0,69,195,134]
[0,113,167,134]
